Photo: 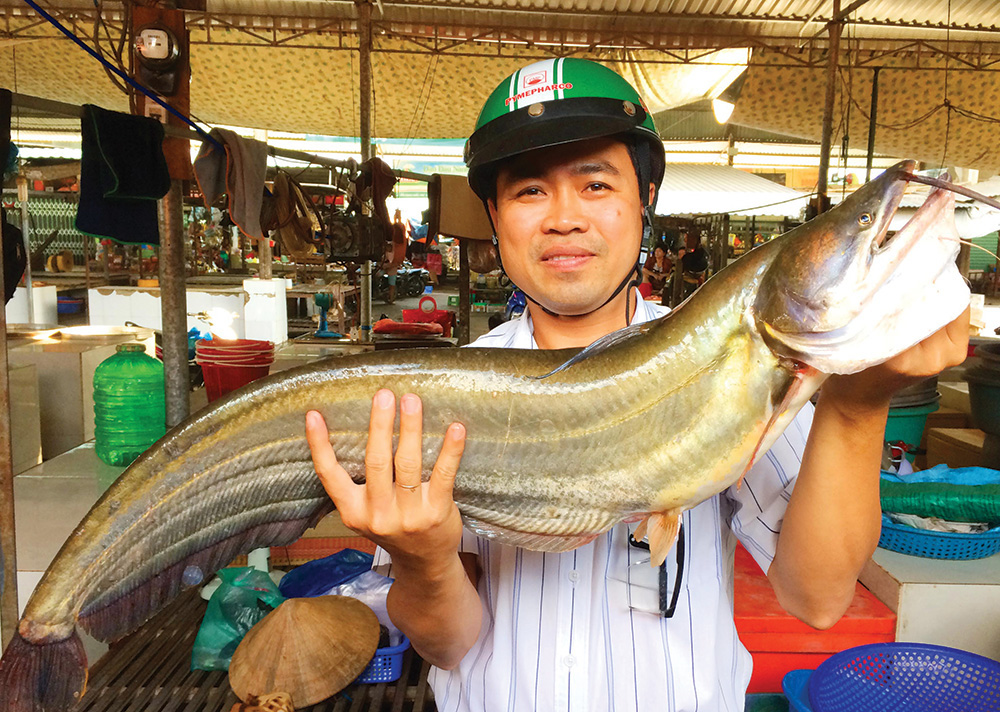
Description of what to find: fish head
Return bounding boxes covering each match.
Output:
[754,159,970,374]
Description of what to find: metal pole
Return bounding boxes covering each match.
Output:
[865,67,880,183]
[458,238,471,345]
[0,214,19,648]
[358,0,374,344]
[259,230,273,280]
[816,0,842,214]
[157,180,190,427]
[15,175,34,323]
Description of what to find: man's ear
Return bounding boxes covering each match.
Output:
[487,198,499,226]
[647,183,656,208]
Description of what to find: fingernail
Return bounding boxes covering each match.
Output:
[448,423,466,439]
[401,394,420,414]
[376,390,394,409]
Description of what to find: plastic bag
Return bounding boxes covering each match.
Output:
[880,467,1000,525]
[191,567,285,671]
[329,570,401,645]
[278,548,373,599]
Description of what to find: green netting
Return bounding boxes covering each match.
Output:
[880,480,1000,525]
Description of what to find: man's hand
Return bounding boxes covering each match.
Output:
[305,391,481,669]
[305,390,467,570]
[822,306,971,413]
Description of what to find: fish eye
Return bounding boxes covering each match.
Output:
[858,213,873,226]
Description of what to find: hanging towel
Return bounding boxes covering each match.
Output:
[193,128,267,241]
[75,105,171,245]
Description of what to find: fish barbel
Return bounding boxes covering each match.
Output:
[0,160,969,711]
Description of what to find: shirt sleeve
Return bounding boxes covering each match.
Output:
[724,402,815,574]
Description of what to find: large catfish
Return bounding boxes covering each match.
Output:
[0,160,969,711]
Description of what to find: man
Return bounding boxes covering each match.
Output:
[305,59,968,711]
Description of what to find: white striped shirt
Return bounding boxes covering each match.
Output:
[374,292,813,711]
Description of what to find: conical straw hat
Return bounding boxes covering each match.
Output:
[229,596,381,707]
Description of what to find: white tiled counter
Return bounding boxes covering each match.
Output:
[7,443,124,660]
[9,334,155,460]
[860,547,1000,661]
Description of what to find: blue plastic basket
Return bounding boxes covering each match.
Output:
[807,643,1000,712]
[356,636,410,684]
[878,516,1000,560]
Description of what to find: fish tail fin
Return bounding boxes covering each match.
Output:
[648,511,682,567]
[0,629,88,711]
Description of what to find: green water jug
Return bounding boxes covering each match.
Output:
[93,343,166,466]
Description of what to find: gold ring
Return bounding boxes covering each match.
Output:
[396,482,421,490]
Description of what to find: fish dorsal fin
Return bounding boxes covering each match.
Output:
[536,317,661,379]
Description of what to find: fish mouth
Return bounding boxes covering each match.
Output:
[874,170,951,256]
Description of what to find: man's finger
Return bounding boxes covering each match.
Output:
[429,422,466,504]
[305,410,359,508]
[394,393,424,493]
[365,389,397,504]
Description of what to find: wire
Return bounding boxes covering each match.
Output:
[940,0,953,169]
[22,0,223,151]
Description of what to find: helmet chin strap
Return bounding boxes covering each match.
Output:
[492,211,650,325]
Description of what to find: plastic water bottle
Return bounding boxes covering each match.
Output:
[93,343,166,466]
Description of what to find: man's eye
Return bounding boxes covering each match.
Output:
[586,182,610,192]
[517,186,543,197]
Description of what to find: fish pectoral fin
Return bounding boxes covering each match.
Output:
[738,367,819,490]
[462,514,601,553]
[647,510,682,567]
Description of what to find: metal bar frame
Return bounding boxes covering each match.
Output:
[6,6,1000,68]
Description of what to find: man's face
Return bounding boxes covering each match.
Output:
[488,137,647,317]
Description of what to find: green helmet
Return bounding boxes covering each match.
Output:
[464,58,665,206]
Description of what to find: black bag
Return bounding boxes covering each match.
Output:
[1,210,26,304]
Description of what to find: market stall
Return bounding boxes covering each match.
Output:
[4,1,1000,710]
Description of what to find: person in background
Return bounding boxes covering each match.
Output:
[305,59,969,711]
[383,209,407,303]
[641,240,670,296]
[680,232,710,297]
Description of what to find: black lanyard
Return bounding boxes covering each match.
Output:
[628,521,686,618]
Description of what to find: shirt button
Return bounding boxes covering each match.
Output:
[563,655,576,668]
[567,570,579,583]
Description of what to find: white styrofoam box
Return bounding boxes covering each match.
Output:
[87,287,157,329]
[243,278,288,344]
[89,287,246,338]
[7,285,58,324]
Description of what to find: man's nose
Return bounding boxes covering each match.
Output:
[540,189,589,234]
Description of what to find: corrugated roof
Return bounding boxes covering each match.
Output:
[656,164,809,217]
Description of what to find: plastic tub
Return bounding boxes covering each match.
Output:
[781,670,815,712]
[57,297,84,314]
[200,362,272,402]
[965,366,1000,434]
[884,402,939,462]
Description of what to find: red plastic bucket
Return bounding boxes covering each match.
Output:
[195,339,274,402]
[200,362,272,401]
